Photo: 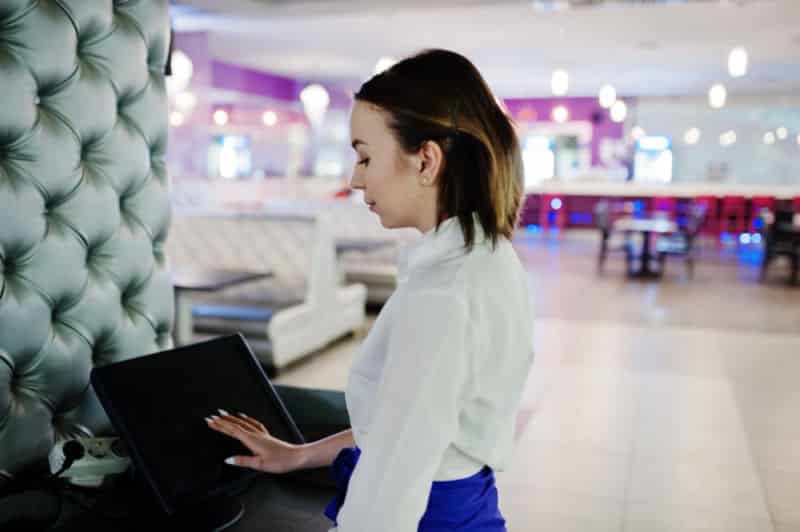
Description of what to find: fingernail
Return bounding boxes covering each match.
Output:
[238,413,247,418]
[205,417,213,424]
[218,409,230,416]
[210,415,219,420]
[224,457,236,466]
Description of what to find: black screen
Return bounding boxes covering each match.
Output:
[90,334,304,513]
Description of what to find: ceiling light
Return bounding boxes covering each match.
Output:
[720,130,736,147]
[610,100,627,123]
[551,69,569,96]
[262,111,277,126]
[776,127,788,140]
[764,132,776,145]
[684,127,701,145]
[631,126,646,141]
[300,83,330,130]
[166,50,193,95]
[551,105,569,123]
[728,47,748,78]
[709,84,727,109]
[213,109,228,126]
[598,84,616,109]
[169,111,184,127]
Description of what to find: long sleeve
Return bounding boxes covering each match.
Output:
[335,289,470,532]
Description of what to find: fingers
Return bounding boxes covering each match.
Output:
[205,416,260,454]
[236,412,268,433]
[216,411,257,433]
[224,455,264,471]
[212,409,267,435]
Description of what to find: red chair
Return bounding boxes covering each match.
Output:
[652,197,677,218]
[539,194,567,231]
[792,196,800,214]
[720,196,746,234]
[750,196,776,232]
[694,195,719,235]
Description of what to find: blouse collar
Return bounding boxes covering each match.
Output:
[398,213,487,280]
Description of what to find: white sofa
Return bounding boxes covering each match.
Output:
[166,207,367,369]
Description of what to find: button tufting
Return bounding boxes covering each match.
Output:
[1,0,172,474]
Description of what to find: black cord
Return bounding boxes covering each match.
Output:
[51,440,85,480]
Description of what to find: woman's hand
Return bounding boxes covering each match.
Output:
[205,409,305,474]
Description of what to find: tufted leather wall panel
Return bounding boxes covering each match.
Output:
[0,0,173,474]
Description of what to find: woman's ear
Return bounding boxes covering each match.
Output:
[417,140,444,186]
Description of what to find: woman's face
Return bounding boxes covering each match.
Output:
[349,101,437,231]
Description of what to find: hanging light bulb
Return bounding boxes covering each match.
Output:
[709,84,727,109]
[262,110,277,126]
[551,69,569,96]
[212,109,228,126]
[166,50,194,95]
[764,132,776,145]
[728,47,748,78]
[551,105,569,123]
[169,111,184,127]
[300,83,330,130]
[720,130,736,147]
[683,127,701,145]
[598,84,616,109]
[610,100,627,123]
[776,127,788,140]
[630,126,646,141]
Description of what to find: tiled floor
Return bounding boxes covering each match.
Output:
[274,230,800,531]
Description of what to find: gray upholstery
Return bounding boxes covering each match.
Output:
[0,0,172,474]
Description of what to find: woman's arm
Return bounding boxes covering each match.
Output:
[296,428,356,470]
[207,414,354,473]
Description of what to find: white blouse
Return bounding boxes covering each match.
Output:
[333,216,535,532]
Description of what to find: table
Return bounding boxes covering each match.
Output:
[613,217,678,279]
[172,269,273,346]
[335,238,394,254]
[46,471,336,532]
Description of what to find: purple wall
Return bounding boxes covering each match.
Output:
[503,97,627,166]
[211,61,298,102]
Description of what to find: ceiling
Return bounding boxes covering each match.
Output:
[170,0,800,99]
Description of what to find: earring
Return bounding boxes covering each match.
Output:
[422,178,429,185]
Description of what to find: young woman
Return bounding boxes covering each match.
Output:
[207,48,534,532]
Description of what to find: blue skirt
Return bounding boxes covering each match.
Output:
[324,447,507,531]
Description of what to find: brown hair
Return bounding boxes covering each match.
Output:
[354,49,523,250]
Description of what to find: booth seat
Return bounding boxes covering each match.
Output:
[251,198,419,306]
[322,199,418,305]
[166,208,367,369]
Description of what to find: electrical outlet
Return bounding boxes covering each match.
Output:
[49,437,131,487]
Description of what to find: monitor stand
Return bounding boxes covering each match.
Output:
[168,494,245,532]
[120,473,246,532]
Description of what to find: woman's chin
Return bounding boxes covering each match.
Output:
[376,213,398,229]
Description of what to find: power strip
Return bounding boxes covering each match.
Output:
[48,437,131,487]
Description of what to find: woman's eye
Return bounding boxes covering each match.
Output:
[357,158,370,166]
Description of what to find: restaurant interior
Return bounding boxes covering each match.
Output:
[1,0,799,530]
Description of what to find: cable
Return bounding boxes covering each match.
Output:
[51,440,85,479]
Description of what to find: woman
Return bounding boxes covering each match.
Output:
[207,49,534,532]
